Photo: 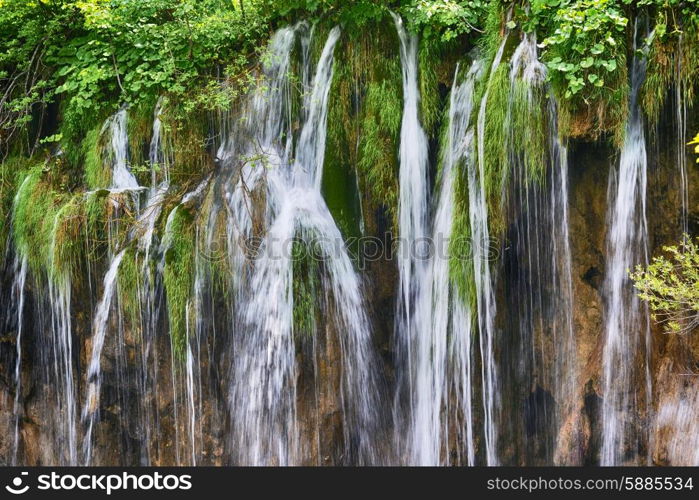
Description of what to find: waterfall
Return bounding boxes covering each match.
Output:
[675,35,689,236]
[47,207,79,465]
[5,14,697,469]
[82,100,171,464]
[82,248,127,464]
[296,27,340,188]
[9,254,27,465]
[400,59,483,465]
[149,96,170,188]
[600,23,653,466]
[500,34,579,464]
[472,37,508,466]
[104,108,139,191]
[548,124,579,465]
[223,25,384,465]
[390,12,432,462]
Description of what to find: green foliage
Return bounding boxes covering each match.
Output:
[265,0,389,27]
[403,0,489,41]
[12,165,65,274]
[631,236,699,334]
[50,194,87,281]
[163,205,195,360]
[266,0,488,41]
[480,63,510,236]
[325,24,402,234]
[450,161,477,309]
[534,0,627,99]
[83,125,111,189]
[514,0,629,140]
[690,132,699,162]
[0,0,74,149]
[117,246,142,331]
[0,0,268,151]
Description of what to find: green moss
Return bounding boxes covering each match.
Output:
[292,239,319,340]
[49,194,87,281]
[323,23,403,236]
[117,246,142,333]
[83,189,111,264]
[480,63,509,237]
[0,155,35,257]
[161,105,213,187]
[126,99,156,183]
[510,79,547,184]
[479,1,505,64]
[12,165,67,275]
[59,101,108,171]
[83,125,110,190]
[418,40,441,137]
[163,205,196,360]
[449,159,476,312]
[643,27,699,129]
[357,77,402,231]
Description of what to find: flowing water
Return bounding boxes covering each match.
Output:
[390,12,432,463]
[472,37,508,466]
[600,24,653,466]
[221,25,385,466]
[2,17,694,468]
[402,59,483,465]
[499,34,579,464]
[8,255,27,465]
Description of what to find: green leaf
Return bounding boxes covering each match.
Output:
[602,59,617,72]
[580,57,594,68]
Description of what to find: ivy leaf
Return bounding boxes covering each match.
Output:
[602,59,617,72]
[580,57,594,68]
[591,43,604,55]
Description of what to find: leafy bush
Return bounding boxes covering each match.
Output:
[1,0,268,152]
[631,236,699,334]
[534,0,627,100]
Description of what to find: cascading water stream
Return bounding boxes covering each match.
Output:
[501,33,580,464]
[675,34,689,236]
[9,254,27,465]
[600,23,653,466]
[548,118,579,465]
[81,103,162,464]
[105,108,139,191]
[47,209,79,465]
[81,248,127,464]
[403,59,483,465]
[390,12,431,462]
[296,27,340,189]
[4,12,696,469]
[225,25,383,466]
[472,36,508,466]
